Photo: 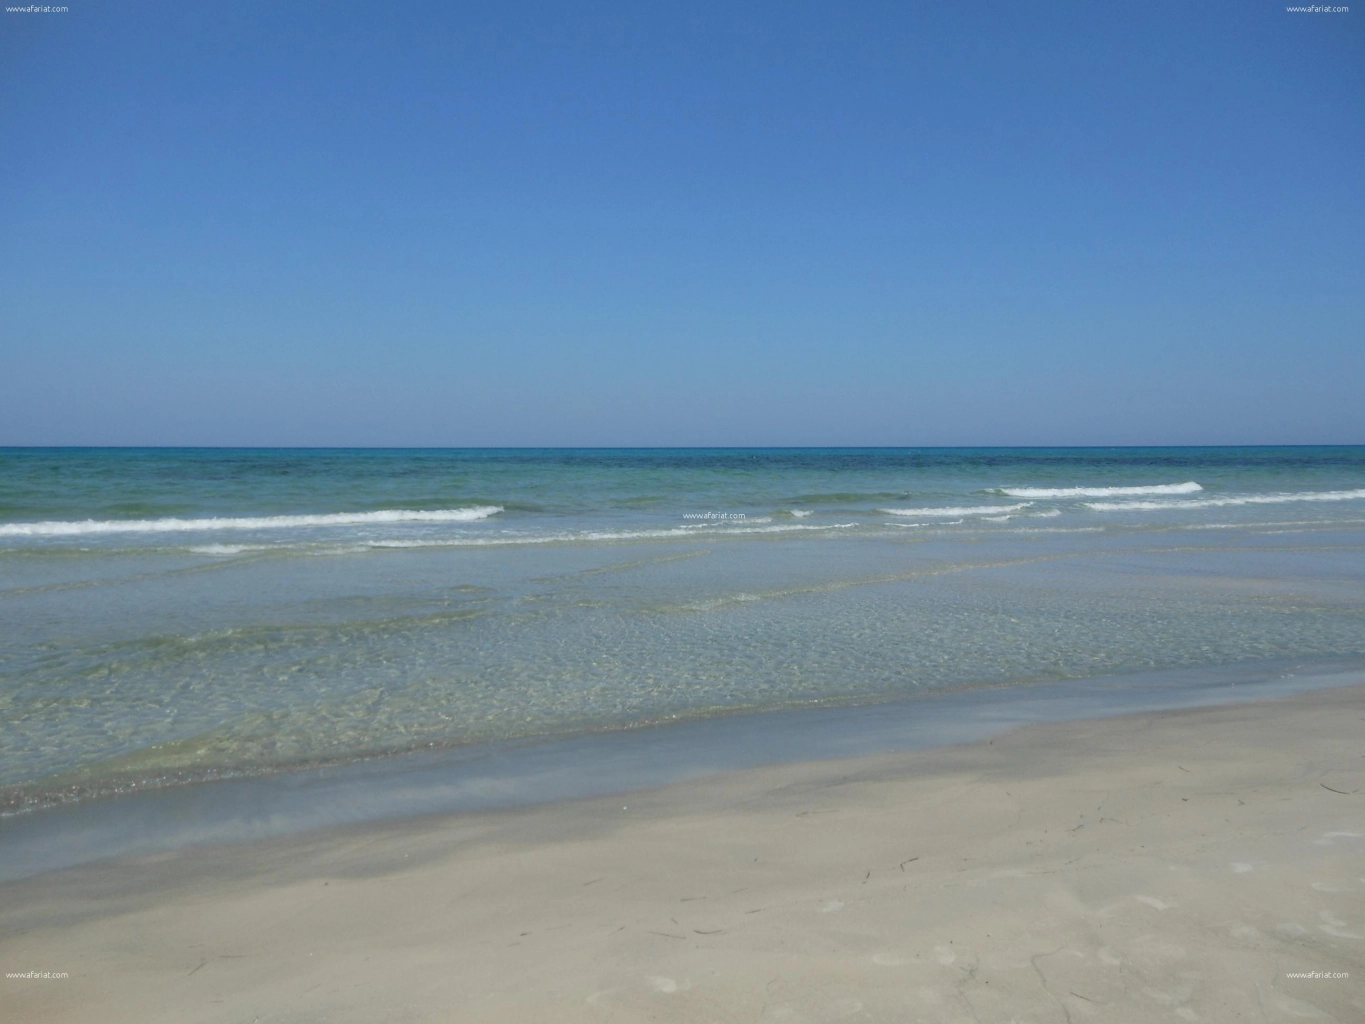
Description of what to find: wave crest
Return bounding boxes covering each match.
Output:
[999,482,1202,498]
[1086,489,1365,512]
[880,502,1032,517]
[0,507,504,537]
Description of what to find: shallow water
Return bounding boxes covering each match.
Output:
[2,447,1363,813]
[2,657,1361,883]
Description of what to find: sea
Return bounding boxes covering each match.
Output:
[2,447,1364,873]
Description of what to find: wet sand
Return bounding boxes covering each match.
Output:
[3,685,1363,1023]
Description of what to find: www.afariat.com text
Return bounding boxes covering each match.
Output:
[1285,971,1349,979]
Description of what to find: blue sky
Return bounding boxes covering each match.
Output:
[1,1,1361,446]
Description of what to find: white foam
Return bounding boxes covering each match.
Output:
[999,481,1202,498]
[1005,526,1106,534]
[1086,489,1365,512]
[880,502,1032,517]
[0,507,504,537]
[365,522,862,548]
[1186,518,1365,531]
[790,510,814,518]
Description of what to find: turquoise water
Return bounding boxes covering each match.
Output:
[2,447,1364,812]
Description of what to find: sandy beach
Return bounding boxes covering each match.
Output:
[7,0,1363,1019]
[3,684,1363,1024]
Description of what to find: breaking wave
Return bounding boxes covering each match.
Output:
[998,482,1202,498]
[1086,489,1365,512]
[0,507,504,537]
[880,502,1032,518]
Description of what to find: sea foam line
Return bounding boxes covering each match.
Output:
[1086,489,1365,511]
[880,502,1032,517]
[999,481,1202,498]
[367,522,861,547]
[0,507,504,537]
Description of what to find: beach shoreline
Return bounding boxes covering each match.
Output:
[6,449,1364,823]
[4,655,1363,884]
[3,682,1363,1023]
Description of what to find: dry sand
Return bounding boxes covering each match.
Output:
[3,685,1363,1023]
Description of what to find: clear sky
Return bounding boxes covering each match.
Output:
[1,1,1361,447]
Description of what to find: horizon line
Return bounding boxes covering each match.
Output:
[3,443,1363,452]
